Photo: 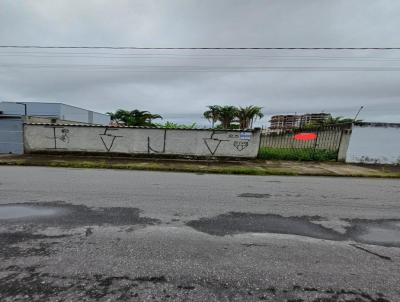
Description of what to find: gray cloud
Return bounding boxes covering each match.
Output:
[0,0,399,126]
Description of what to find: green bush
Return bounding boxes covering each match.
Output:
[258,147,338,161]
[154,121,197,129]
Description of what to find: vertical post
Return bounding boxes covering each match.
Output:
[312,127,319,160]
[16,102,27,118]
[162,129,167,153]
[53,127,57,149]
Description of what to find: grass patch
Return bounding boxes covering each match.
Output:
[258,147,338,161]
[0,158,296,176]
[1,155,399,178]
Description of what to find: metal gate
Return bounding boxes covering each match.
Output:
[0,118,23,154]
[259,124,350,161]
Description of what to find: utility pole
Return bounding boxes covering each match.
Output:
[353,106,364,122]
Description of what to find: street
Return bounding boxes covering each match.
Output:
[0,166,399,301]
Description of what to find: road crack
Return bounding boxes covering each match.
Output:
[350,244,392,261]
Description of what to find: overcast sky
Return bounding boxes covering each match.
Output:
[0,0,399,126]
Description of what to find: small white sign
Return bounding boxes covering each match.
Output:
[240,132,252,140]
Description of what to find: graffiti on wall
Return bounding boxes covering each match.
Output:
[99,128,123,152]
[203,131,230,155]
[147,129,167,154]
[34,125,257,157]
[46,126,70,149]
[233,141,249,151]
[203,131,253,155]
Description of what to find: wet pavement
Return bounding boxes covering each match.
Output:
[187,212,400,247]
[0,166,400,301]
[0,206,59,220]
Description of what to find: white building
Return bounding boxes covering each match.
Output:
[0,101,110,125]
[0,101,110,154]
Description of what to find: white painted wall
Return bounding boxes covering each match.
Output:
[24,124,261,158]
[346,124,400,165]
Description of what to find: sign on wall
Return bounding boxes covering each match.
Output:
[240,132,252,140]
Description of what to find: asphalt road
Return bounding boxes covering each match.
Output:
[0,166,399,302]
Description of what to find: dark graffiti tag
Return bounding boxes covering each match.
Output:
[233,141,249,152]
[228,133,240,139]
[58,128,70,143]
[45,126,70,149]
[147,129,167,154]
[99,128,123,152]
[203,131,229,155]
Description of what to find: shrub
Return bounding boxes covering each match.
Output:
[154,121,197,129]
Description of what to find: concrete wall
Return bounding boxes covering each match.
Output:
[337,129,352,162]
[24,124,261,158]
[346,123,400,165]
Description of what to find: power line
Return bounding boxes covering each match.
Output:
[2,52,400,62]
[1,63,400,72]
[1,45,400,50]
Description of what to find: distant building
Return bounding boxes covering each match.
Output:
[269,115,300,130]
[298,113,331,128]
[0,101,110,125]
[269,112,331,131]
[0,101,110,154]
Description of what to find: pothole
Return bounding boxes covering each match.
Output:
[187,213,400,247]
[0,202,160,228]
[186,212,344,240]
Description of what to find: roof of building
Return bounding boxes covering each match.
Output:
[0,101,108,116]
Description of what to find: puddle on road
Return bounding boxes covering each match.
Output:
[186,212,344,241]
[347,221,400,247]
[238,193,271,198]
[187,213,400,247]
[0,202,160,228]
[0,206,59,220]
[359,227,400,244]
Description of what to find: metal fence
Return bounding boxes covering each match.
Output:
[259,124,351,160]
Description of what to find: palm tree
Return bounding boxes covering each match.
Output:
[237,106,264,129]
[108,109,162,126]
[203,105,238,129]
[203,105,221,128]
[217,106,239,129]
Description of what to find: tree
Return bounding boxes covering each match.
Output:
[203,105,221,128]
[108,109,162,126]
[216,106,239,129]
[236,106,264,129]
[323,116,361,126]
[203,105,238,129]
[203,105,264,129]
